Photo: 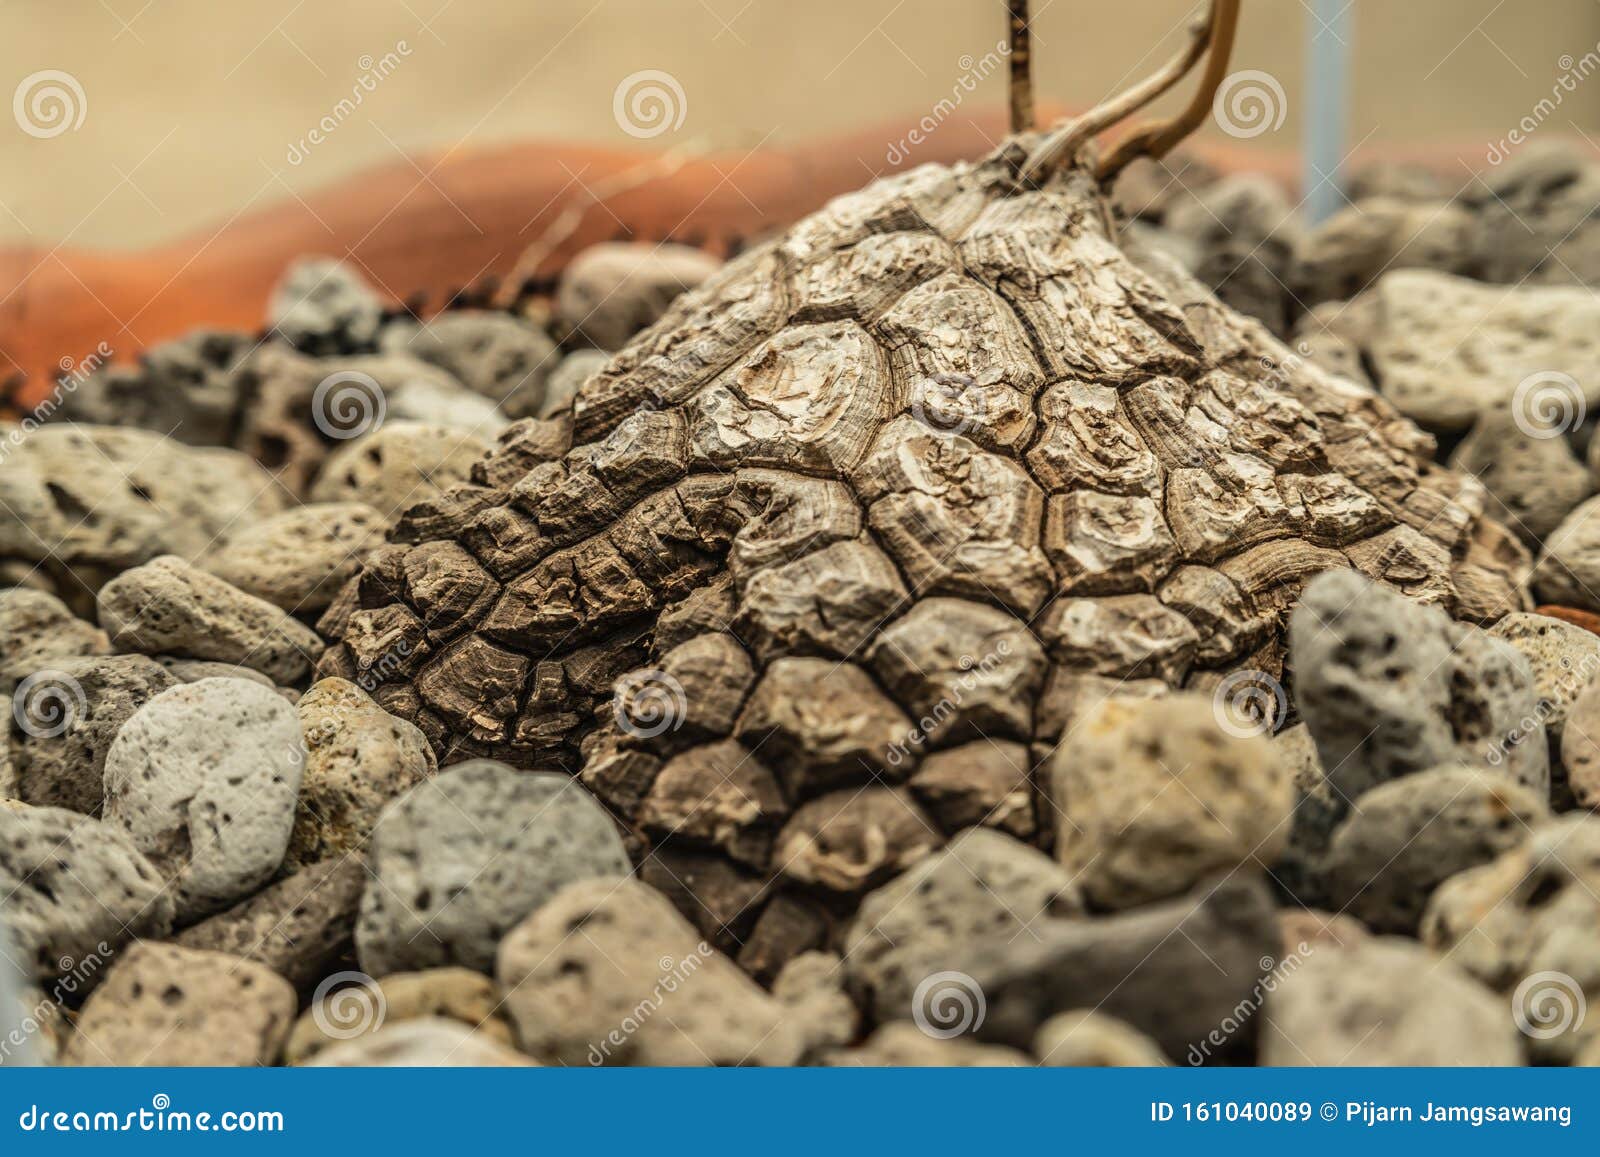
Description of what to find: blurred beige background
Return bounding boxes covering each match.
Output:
[4,0,1600,248]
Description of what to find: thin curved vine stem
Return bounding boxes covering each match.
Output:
[1096,0,1241,180]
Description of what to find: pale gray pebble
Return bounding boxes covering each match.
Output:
[97,555,324,685]
[269,257,384,354]
[1535,495,1600,612]
[844,828,1081,1026]
[496,877,802,1066]
[1486,611,1600,743]
[1289,197,1475,307]
[380,310,559,419]
[1292,569,1549,807]
[203,502,388,613]
[823,1023,1028,1067]
[1260,937,1524,1066]
[1320,766,1548,934]
[384,375,509,437]
[357,760,630,976]
[1423,814,1600,1064]
[64,942,296,1066]
[1033,1010,1170,1066]
[1273,721,1341,908]
[556,242,722,351]
[0,802,175,986]
[0,587,108,699]
[1559,676,1600,807]
[539,349,609,420]
[103,677,305,922]
[306,1018,535,1067]
[8,654,178,814]
[1450,405,1593,548]
[1048,694,1294,910]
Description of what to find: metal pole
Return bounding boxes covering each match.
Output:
[1304,0,1352,224]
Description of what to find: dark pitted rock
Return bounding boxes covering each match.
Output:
[0,803,174,986]
[1289,197,1475,306]
[7,654,177,815]
[381,310,559,418]
[1560,675,1600,807]
[64,330,252,446]
[1292,569,1549,809]
[1164,174,1300,336]
[966,875,1280,1064]
[269,257,384,354]
[356,761,630,975]
[63,943,295,1066]
[97,555,324,684]
[1048,694,1293,910]
[496,877,803,1065]
[557,242,722,351]
[1321,766,1547,934]
[1450,404,1592,549]
[1261,937,1523,1066]
[173,855,365,991]
[103,678,305,921]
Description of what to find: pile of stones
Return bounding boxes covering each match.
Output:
[5,138,1600,1067]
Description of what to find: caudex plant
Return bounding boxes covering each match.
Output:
[322,0,1524,987]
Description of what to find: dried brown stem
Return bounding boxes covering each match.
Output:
[1096,0,1241,180]
[1020,0,1241,186]
[1008,0,1034,134]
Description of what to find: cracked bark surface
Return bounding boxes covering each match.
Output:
[315,142,1531,973]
